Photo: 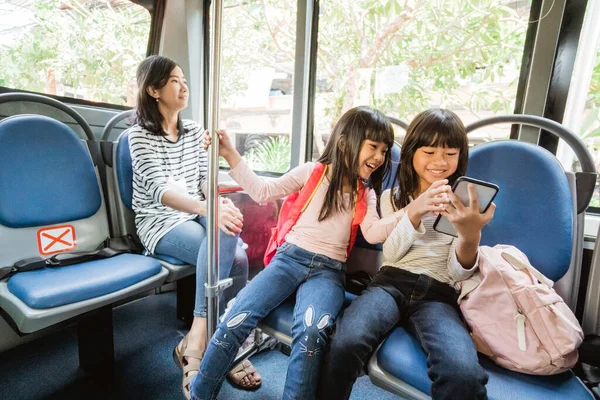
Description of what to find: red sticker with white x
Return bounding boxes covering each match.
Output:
[37,225,77,256]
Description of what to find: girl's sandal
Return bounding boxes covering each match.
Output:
[227,359,262,391]
[173,336,205,400]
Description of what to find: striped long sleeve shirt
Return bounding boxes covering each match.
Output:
[380,189,478,286]
[128,120,207,253]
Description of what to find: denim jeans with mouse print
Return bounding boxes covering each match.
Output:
[190,242,346,400]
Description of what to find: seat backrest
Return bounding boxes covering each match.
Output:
[116,132,134,210]
[0,115,110,266]
[467,140,573,282]
[382,142,401,192]
[106,130,138,240]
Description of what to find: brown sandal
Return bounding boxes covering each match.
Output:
[227,359,262,390]
[173,335,205,400]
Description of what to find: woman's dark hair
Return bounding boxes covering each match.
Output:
[134,55,180,136]
[392,108,468,211]
[316,106,395,221]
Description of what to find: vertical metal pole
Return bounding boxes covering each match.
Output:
[206,0,224,340]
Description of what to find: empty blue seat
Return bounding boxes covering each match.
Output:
[7,254,162,309]
[0,104,167,335]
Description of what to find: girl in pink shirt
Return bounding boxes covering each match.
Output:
[191,106,402,400]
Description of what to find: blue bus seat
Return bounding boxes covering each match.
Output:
[368,140,592,399]
[0,114,167,334]
[112,130,195,282]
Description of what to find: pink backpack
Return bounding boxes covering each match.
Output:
[459,245,583,375]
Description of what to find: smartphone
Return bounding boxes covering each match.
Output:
[433,176,499,237]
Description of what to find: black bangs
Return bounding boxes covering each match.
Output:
[363,112,395,150]
[411,109,467,150]
[366,123,395,148]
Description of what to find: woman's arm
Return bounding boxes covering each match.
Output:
[161,191,206,215]
[130,132,207,215]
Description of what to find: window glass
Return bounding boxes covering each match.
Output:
[312,0,532,159]
[585,51,600,208]
[219,0,296,173]
[0,0,151,107]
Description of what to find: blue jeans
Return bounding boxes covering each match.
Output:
[190,242,346,400]
[154,216,247,317]
[318,267,488,400]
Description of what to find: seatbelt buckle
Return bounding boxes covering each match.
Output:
[45,256,61,267]
[0,266,16,280]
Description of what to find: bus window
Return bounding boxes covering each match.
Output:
[558,1,600,213]
[581,50,600,210]
[219,0,297,174]
[0,0,151,107]
[311,0,532,160]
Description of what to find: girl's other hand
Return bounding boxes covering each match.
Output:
[410,180,451,216]
[219,197,243,235]
[203,129,235,158]
[442,183,495,240]
[407,179,451,229]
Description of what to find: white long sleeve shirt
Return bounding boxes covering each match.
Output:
[380,189,478,286]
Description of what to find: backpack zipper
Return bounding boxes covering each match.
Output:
[516,311,526,351]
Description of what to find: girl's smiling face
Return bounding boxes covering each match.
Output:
[412,145,460,194]
[356,139,388,180]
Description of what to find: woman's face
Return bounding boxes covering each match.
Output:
[152,66,188,112]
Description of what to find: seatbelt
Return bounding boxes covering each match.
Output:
[0,235,141,280]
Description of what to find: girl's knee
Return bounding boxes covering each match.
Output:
[296,306,334,358]
[216,309,253,343]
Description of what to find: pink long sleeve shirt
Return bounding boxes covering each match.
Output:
[229,160,402,262]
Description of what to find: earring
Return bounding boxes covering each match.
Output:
[155,97,159,102]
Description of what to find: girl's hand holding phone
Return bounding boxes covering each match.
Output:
[442,183,495,240]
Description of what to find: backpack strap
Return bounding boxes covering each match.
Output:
[275,163,327,246]
[346,181,367,257]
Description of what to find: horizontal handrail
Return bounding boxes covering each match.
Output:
[466,114,597,214]
[0,92,95,141]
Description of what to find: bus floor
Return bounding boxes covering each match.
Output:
[0,291,401,400]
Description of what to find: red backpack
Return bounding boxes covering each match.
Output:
[263,162,367,266]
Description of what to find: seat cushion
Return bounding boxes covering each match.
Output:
[377,327,592,399]
[151,253,187,266]
[7,254,162,309]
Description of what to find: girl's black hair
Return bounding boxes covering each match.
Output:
[392,108,468,211]
[316,106,395,221]
[134,55,181,136]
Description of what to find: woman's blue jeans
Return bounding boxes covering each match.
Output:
[318,267,488,400]
[190,242,346,400]
[154,216,247,318]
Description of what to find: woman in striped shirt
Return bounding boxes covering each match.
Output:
[127,56,261,399]
[318,109,495,400]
